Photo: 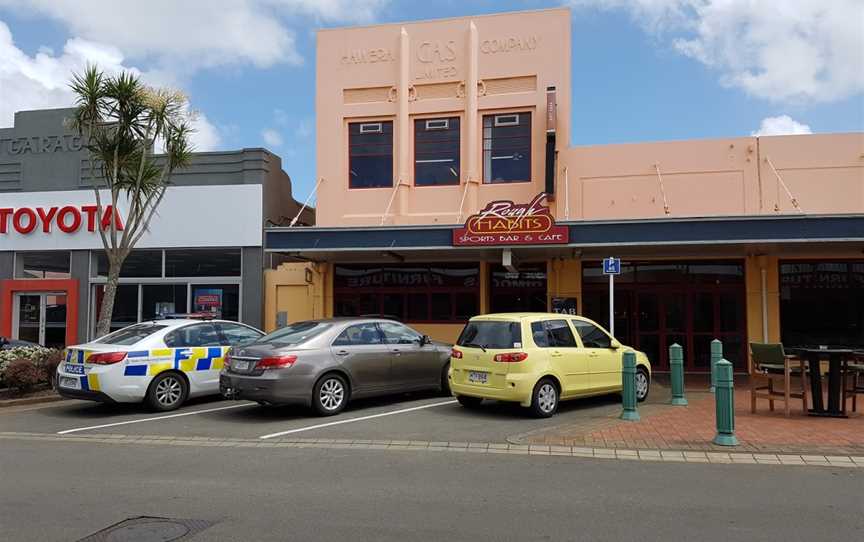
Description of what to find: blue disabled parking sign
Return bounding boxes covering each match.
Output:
[602,257,621,275]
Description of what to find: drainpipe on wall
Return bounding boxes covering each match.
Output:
[465,21,480,214]
[761,266,769,342]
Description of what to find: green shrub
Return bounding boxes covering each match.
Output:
[0,346,60,388]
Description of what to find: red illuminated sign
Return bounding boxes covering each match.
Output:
[453,193,569,246]
[0,205,124,235]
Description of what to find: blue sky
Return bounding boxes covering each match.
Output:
[1,0,862,200]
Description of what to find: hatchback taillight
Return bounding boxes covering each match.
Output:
[255,355,297,369]
[494,352,528,363]
[451,348,463,359]
[88,352,128,365]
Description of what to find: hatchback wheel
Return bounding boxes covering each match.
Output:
[440,362,451,396]
[636,367,650,402]
[146,372,188,412]
[312,374,348,416]
[530,378,559,418]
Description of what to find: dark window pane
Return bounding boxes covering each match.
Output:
[693,336,712,369]
[453,293,478,321]
[531,322,550,347]
[483,112,531,184]
[97,250,162,278]
[406,293,428,321]
[379,322,422,344]
[415,117,460,186]
[693,293,714,333]
[335,294,377,317]
[333,323,383,346]
[490,264,547,312]
[430,293,452,321]
[95,323,167,345]
[582,262,635,283]
[16,251,70,278]
[636,263,687,283]
[637,293,659,332]
[456,321,522,349]
[165,249,240,277]
[141,284,187,320]
[164,323,221,347]
[665,294,686,333]
[639,335,660,369]
[689,263,744,284]
[573,320,612,348]
[191,284,239,321]
[349,120,393,188]
[546,319,577,347]
[381,294,405,320]
[718,292,741,332]
[95,284,138,333]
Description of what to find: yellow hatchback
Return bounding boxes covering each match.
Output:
[449,313,651,417]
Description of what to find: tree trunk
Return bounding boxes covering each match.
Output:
[95,258,123,338]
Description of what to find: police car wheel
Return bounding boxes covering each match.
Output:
[146,372,188,412]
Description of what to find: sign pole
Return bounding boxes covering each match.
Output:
[609,271,614,337]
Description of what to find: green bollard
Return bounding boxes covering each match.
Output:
[620,351,640,421]
[669,343,688,406]
[713,358,739,446]
[710,339,723,393]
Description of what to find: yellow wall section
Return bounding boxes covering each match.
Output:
[547,259,582,312]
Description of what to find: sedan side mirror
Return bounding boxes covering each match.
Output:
[610,339,622,349]
[419,334,431,346]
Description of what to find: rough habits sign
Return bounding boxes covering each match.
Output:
[453,193,569,246]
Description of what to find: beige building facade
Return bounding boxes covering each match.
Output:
[265,8,864,373]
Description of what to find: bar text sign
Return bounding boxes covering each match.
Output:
[453,193,568,246]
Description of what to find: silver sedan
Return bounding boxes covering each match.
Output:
[219,318,452,416]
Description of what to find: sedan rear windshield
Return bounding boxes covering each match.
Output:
[94,323,168,346]
[259,321,332,346]
[457,321,522,349]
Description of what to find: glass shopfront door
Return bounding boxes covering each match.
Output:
[13,292,67,348]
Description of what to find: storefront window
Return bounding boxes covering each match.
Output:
[489,264,547,313]
[483,112,531,183]
[97,250,162,278]
[191,284,239,320]
[166,249,241,277]
[142,284,188,320]
[414,117,460,186]
[349,121,393,189]
[780,262,864,347]
[94,284,139,333]
[334,264,479,323]
[15,251,71,278]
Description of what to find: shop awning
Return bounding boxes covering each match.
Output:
[265,214,864,260]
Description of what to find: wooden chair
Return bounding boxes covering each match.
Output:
[749,343,808,416]
[843,352,864,413]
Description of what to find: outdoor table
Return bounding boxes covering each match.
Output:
[787,347,856,418]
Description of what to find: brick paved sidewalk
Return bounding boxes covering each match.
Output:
[524,385,864,455]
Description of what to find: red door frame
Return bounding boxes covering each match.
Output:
[0,279,79,346]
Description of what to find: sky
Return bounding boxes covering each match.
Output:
[1,0,862,201]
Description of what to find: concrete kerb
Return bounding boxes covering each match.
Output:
[0,431,860,469]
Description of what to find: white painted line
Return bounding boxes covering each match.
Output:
[57,403,255,435]
[259,399,458,440]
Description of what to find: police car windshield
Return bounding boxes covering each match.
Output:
[260,321,331,346]
[94,323,168,346]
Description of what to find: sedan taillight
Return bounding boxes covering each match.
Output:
[88,352,128,365]
[494,352,528,363]
[255,355,297,370]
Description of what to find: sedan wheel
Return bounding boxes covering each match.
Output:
[312,374,348,416]
[530,379,559,418]
[146,372,188,412]
[636,368,650,402]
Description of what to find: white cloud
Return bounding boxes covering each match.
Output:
[0,20,221,150]
[261,128,284,147]
[751,115,812,137]
[0,0,390,70]
[569,0,864,103]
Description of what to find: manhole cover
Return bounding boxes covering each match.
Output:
[77,516,214,542]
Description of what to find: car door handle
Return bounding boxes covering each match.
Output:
[550,351,563,357]
[335,350,349,356]
[391,349,401,356]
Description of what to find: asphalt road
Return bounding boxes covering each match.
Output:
[1,437,861,542]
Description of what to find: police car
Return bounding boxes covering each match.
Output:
[57,318,264,411]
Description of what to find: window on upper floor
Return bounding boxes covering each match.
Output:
[348,121,393,189]
[414,117,460,186]
[483,112,531,184]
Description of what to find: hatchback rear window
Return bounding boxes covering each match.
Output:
[260,321,332,346]
[457,321,522,349]
[94,323,168,346]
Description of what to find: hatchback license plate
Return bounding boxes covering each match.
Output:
[64,363,85,375]
[60,376,81,390]
[233,361,250,371]
[468,371,488,384]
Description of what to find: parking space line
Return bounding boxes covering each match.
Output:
[56,403,255,435]
[259,399,458,439]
